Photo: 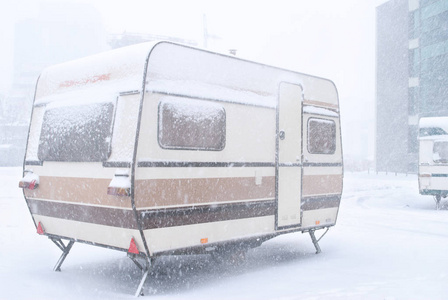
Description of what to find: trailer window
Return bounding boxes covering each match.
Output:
[307,118,336,154]
[433,141,448,163]
[38,102,114,162]
[420,127,447,137]
[158,98,226,151]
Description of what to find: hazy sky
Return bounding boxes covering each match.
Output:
[0,0,387,158]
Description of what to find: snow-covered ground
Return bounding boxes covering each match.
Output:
[1,167,447,299]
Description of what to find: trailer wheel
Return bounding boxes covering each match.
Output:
[226,249,247,266]
[211,248,247,266]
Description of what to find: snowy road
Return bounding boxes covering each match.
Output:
[1,167,447,299]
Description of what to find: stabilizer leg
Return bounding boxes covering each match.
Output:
[51,239,75,272]
[128,254,152,297]
[309,230,321,254]
[308,228,329,254]
[435,195,441,210]
[135,269,150,297]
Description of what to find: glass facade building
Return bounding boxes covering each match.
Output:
[376,0,448,172]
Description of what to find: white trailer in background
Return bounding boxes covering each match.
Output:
[418,117,448,209]
[19,41,343,296]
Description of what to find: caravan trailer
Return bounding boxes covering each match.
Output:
[19,41,343,295]
[418,116,448,209]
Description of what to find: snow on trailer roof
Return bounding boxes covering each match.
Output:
[419,117,448,128]
[34,42,158,104]
[303,105,339,117]
[419,117,448,138]
[145,42,339,108]
[34,41,339,108]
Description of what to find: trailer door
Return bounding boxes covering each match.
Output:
[276,82,303,229]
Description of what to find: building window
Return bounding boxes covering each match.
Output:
[38,102,114,162]
[158,97,226,151]
[421,0,448,20]
[408,125,419,154]
[409,10,421,38]
[421,0,441,8]
[409,48,421,77]
[307,118,336,154]
[409,87,419,115]
[421,40,448,60]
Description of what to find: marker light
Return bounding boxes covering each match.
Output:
[200,238,208,244]
[37,222,45,235]
[19,169,39,190]
[128,238,139,254]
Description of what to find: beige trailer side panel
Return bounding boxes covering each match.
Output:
[134,90,278,254]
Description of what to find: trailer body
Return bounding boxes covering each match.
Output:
[418,117,448,208]
[21,41,343,281]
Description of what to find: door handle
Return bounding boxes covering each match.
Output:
[279,130,285,140]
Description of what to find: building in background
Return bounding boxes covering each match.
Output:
[108,32,197,50]
[0,2,206,166]
[376,0,448,173]
[0,2,108,166]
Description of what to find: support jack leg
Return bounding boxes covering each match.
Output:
[309,228,329,254]
[435,195,441,210]
[128,254,152,297]
[51,238,75,272]
[135,269,150,297]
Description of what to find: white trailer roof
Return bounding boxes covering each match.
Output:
[419,117,448,140]
[34,41,339,109]
[420,117,448,131]
[145,42,339,109]
[34,42,158,105]
[420,117,448,129]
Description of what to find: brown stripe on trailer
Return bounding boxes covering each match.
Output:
[302,174,343,197]
[24,176,132,208]
[27,198,274,230]
[27,198,137,229]
[301,195,341,211]
[140,200,275,229]
[134,176,275,208]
